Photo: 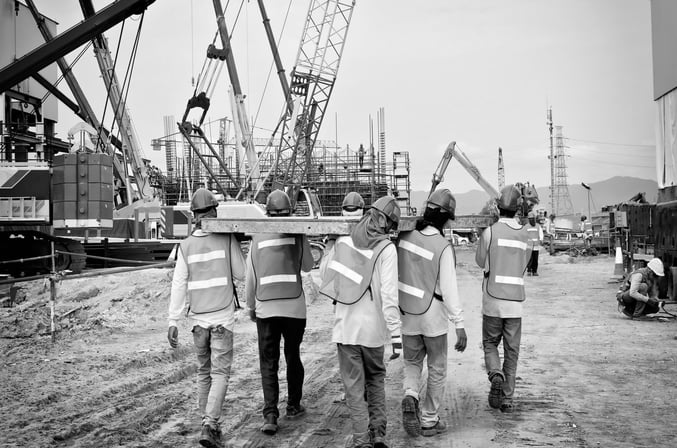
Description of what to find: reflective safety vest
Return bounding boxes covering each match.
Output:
[251,233,303,301]
[179,233,235,314]
[396,230,448,315]
[618,267,651,293]
[320,236,391,305]
[526,223,541,250]
[486,222,530,301]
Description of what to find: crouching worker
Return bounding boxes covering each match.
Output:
[617,258,665,319]
[320,196,402,448]
[167,188,246,448]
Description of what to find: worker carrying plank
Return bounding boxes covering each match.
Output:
[167,188,246,448]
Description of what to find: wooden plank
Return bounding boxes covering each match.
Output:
[202,214,496,235]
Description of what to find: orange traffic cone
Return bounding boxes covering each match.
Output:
[613,240,624,278]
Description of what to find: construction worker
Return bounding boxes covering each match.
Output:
[475,184,532,414]
[319,195,401,448]
[616,258,665,319]
[525,211,543,276]
[397,189,467,438]
[245,189,314,436]
[167,188,246,448]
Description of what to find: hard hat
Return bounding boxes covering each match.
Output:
[426,189,456,216]
[190,188,219,212]
[527,211,536,218]
[497,184,521,212]
[371,196,400,224]
[342,191,365,210]
[266,189,292,215]
[647,258,665,276]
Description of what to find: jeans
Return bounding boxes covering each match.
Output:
[482,315,521,399]
[337,344,387,446]
[256,317,306,418]
[192,325,234,427]
[402,334,448,427]
[527,250,539,273]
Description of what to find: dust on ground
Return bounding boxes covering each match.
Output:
[1,248,676,448]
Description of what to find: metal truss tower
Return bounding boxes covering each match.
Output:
[552,125,574,216]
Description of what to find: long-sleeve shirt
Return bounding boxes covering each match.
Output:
[626,272,657,303]
[401,226,464,337]
[244,235,314,319]
[475,217,530,318]
[168,230,246,330]
[320,240,401,347]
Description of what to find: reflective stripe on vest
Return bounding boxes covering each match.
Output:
[526,224,541,249]
[396,230,447,315]
[251,234,303,301]
[179,233,235,314]
[486,222,529,301]
[319,236,391,305]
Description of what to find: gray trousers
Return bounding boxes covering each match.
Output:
[337,343,387,445]
[482,316,521,399]
[193,325,234,427]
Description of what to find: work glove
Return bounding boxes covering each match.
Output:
[249,309,257,322]
[167,326,179,349]
[454,328,468,353]
[390,332,402,360]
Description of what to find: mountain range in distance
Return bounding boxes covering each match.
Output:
[409,176,658,215]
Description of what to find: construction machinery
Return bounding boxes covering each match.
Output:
[0,0,157,276]
[428,141,539,227]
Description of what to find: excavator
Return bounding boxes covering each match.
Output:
[428,141,539,223]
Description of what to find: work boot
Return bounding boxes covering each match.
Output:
[286,403,306,419]
[488,373,504,409]
[199,423,223,448]
[421,419,447,437]
[371,434,389,448]
[632,301,647,319]
[532,272,539,276]
[401,395,422,436]
[500,398,515,414]
[261,414,278,435]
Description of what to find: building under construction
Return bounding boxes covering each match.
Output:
[151,116,412,216]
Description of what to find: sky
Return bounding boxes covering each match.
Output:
[26,0,657,194]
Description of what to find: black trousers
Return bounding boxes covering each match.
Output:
[527,250,539,274]
[256,317,306,417]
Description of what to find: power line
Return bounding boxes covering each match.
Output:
[565,137,654,148]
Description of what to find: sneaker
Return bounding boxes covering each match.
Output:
[286,404,306,419]
[488,374,503,409]
[401,395,422,436]
[261,414,278,435]
[421,419,447,437]
[199,424,223,448]
[500,398,515,414]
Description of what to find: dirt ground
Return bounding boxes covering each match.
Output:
[1,247,677,448]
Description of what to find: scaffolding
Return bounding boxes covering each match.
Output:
[152,117,412,216]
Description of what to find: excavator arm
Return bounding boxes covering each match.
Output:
[429,141,500,199]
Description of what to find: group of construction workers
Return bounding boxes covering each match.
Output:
[167,183,535,448]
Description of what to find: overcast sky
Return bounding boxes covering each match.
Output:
[31,0,656,194]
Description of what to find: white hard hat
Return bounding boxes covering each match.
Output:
[647,258,665,276]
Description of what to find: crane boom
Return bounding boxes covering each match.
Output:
[272,0,355,206]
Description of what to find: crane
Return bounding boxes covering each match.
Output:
[268,0,356,209]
